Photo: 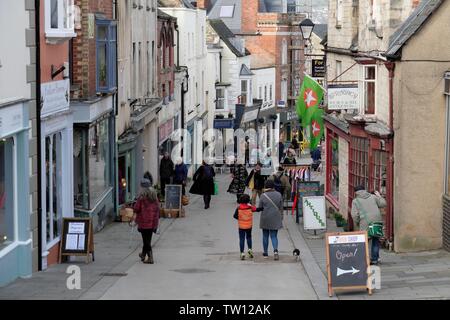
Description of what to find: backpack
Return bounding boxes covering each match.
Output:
[273,173,283,194]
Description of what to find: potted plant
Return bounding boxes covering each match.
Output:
[334,212,347,228]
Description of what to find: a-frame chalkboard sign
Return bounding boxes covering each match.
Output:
[325,231,372,297]
[59,217,95,264]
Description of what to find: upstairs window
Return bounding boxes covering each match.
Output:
[241,80,248,105]
[45,0,76,42]
[216,88,226,110]
[96,19,117,93]
[359,65,376,114]
[336,0,343,28]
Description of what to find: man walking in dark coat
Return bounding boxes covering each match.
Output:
[159,152,174,197]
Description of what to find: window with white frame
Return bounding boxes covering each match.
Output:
[270,85,273,101]
[45,0,76,41]
[336,0,343,28]
[264,86,268,102]
[359,65,376,114]
[45,133,62,245]
[216,87,226,110]
[336,60,342,79]
[0,137,15,251]
[241,80,248,105]
[259,87,262,100]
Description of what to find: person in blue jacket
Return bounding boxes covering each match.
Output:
[174,157,188,195]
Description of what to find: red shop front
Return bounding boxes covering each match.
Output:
[325,118,394,246]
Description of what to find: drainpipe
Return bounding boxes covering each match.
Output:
[35,0,43,271]
[114,0,119,219]
[175,23,180,68]
[386,61,395,246]
[219,52,222,82]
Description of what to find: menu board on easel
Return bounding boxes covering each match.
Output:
[59,218,95,263]
[325,231,371,297]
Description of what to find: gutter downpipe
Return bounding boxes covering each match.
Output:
[35,0,43,271]
[386,61,396,247]
[114,0,119,220]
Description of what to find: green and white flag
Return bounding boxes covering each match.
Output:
[309,108,324,150]
[296,75,325,128]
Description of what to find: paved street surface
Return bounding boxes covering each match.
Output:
[1,172,450,300]
[99,173,317,300]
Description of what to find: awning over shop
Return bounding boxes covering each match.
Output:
[214,118,235,129]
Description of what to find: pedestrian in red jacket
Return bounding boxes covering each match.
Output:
[133,179,160,264]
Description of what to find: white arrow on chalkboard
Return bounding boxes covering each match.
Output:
[337,267,360,277]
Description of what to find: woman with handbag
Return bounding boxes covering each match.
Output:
[189,160,215,209]
[257,180,284,261]
[351,185,387,265]
[133,179,160,264]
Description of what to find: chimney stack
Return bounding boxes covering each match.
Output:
[197,0,210,9]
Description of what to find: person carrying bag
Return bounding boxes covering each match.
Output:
[351,186,387,265]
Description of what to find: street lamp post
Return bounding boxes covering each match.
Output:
[299,18,315,43]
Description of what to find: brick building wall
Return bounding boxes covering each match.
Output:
[72,0,114,99]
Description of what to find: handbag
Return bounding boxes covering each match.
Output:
[263,193,283,217]
[214,181,219,195]
[355,199,384,238]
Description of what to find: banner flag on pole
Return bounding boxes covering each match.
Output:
[295,74,325,128]
[309,108,325,150]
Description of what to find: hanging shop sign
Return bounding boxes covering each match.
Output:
[41,79,70,117]
[241,109,259,123]
[312,59,325,78]
[327,84,359,110]
[0,103,24,137]
[214,119,234,129]
[325,231,372,297]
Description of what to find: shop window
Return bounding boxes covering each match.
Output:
[350,136,369,197]
[96,19,117,93]
[45,0,76,41]
[372,150,387,196]
[118,153,133,206]
[0,138,15,250]
[359,65,376,114]
[45,133,63,245]
[327,133,339,201]
[73,117,112,210]
[89,118,111,205]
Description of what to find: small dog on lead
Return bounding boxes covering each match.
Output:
[293,249,300,261]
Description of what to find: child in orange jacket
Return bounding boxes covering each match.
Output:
[234,194,258,260]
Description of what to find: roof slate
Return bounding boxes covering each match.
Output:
[209,19,246,57]
[386,0,443,57]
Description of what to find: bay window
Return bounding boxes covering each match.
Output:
[0,138,14,250]
[45,0,76,41]
[359,65,376,114]
[96,19,117,93]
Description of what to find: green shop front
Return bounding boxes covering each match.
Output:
[71,96,115,231]
[0,99,32,286]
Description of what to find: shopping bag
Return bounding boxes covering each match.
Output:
[214,181,219,195]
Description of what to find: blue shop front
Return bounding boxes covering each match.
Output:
[0,99,32,286]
